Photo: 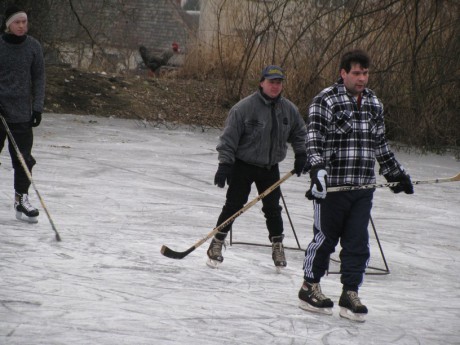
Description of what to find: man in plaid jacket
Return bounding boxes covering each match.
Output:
[298,50,414,322]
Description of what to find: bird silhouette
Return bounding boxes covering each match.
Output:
[139,42,180,77]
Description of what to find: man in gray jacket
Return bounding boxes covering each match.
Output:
[206,65,307,269]
[0,6,45,223]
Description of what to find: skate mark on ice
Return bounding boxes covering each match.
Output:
[0,239,26,248]
[55,252,74,259]
[1,299,42,309]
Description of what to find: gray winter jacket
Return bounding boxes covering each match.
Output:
[0,35,45,123]
[217,90,307,168]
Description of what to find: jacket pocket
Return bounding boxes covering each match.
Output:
[333,110,353,135]
[368,111,385,139]
[243,119,264,142]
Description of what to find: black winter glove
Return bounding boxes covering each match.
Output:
[305,164,328,201]
[294,153,308,177]
[214,163,233,188]
[31,111,42,127]
[384,167,414,194]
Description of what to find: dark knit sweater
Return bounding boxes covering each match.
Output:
[0,34,45,123]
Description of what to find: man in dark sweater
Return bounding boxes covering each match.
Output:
[0,5,45,223]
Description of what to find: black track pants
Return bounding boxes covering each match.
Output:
[303,189,374,291]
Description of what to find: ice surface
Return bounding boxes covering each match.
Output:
[1,114,459,344]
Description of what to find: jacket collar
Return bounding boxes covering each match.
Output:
[257,89,282,105]
[2,33,27,44]
[335,78,373,97]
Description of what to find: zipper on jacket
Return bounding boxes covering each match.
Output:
[269,102,277,166]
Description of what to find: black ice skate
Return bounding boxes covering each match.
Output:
[271,236,287,272]
[338,290,368,322]
[206,237,225,268]
[298,281,334,315]
[15,192,39,223]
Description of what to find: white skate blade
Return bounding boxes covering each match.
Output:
[16,211,38,224]
[299,300,333,315]
[339,307,366,322]
[274,265,286,274]
[206,258,222,269]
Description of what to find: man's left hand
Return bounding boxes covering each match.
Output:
[31,111,42,127]
[294,153,308,177]
[384,168,414,194]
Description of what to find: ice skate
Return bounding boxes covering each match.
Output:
[338,290,368,322]
[206,237,225,269]
[298,281,334,315]
[15,192,39,223]
[271,236,287,272]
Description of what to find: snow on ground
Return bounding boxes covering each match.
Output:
[1,113,459,345]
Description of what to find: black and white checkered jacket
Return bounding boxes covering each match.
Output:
[306,81,401,187]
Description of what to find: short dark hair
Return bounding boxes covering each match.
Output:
[339,50,370,72]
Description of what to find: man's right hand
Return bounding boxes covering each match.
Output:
[305,165,328,200]
[214,163,233,188]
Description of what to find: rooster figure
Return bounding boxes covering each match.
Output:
[139,42,180,77]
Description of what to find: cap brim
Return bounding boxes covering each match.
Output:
[265,75,285,80]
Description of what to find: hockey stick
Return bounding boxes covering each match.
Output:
[327,172,460,193]
[161,169,295,259]
[0,113,61,242]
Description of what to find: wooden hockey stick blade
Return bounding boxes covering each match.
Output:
[160,170,295,260]
[327,171,460,193]
[161,244,195,259]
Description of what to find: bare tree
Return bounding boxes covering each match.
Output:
[7,0,458,150]
[193,0,458,150]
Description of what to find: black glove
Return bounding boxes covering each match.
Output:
[384,168,414,194]
[31,111,42,127]
[214,163,233,188]
[305,164,328,201]
[294,153,308,177]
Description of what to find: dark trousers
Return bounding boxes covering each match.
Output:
[303,189,373,291]
[0,122,35,194]
[215,159,283,242]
